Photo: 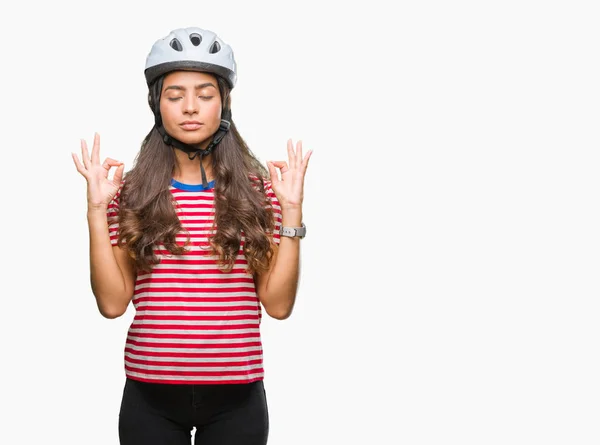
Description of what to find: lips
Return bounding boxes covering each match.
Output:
[180,121,203,131]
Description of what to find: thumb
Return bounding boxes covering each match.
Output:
[112,163,125,186]
[267,161,279,185]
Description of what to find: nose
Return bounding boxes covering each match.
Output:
[182,93,199,115]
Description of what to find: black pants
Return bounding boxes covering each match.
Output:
[118,378,269,445]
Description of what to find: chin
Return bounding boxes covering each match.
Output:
[172,129,210,146]
[179,134,209,146]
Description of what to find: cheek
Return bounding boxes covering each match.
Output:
[159,101,178,130]
[204,101,222,120]
[203,102,223,129]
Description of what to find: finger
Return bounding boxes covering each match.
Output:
[287,139,296,170]
[267,161,278,185]
[91,132,101,165]
[271,161,289,174]
[81,139,91,170]
[301,149,313,174]
[71,152,89,178]
[102,157,122,170]
[296,140,303,168]
[112,163,125,186]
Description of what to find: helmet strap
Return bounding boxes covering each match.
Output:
[155,109,232,188]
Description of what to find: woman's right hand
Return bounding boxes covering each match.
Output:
[72,132,125,210]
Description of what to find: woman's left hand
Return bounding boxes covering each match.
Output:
[267,139,312,210]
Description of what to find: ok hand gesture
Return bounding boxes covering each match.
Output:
[267,139,312,210]
[72,133,125,210]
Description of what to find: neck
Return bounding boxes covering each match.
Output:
[172,148,214,184]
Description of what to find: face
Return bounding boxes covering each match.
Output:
[159,71,223,147]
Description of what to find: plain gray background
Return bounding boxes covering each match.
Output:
[1,0,599,444]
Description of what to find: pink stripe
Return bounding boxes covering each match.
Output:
[126,339,262,349]
[125,347,261,359]
[135,305,258,312]
[136,277,254,285]
[126,356,263,367]
[128,332,260,340]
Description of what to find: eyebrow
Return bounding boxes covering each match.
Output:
[164,82,217,92]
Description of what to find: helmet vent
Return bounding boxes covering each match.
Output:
[190,33,202,46]
[209,41,221,54]
[170,38,183,51]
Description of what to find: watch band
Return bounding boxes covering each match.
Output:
[280,223,306,239]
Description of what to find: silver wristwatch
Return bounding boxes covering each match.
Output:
[280,223,306,239]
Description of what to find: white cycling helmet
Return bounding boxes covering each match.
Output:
[144,27,237,88]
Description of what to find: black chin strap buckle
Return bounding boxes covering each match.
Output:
[219,119,231,132]
[210,119,231,147]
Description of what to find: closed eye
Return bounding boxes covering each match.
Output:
[166,96,213,102]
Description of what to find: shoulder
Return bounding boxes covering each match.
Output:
[248,174,274,194]
[116,178,126,196]
[247,174,280,209]
[262,179,275,195]
[261,178,279,204]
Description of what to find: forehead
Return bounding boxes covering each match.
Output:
[162,70,218,87]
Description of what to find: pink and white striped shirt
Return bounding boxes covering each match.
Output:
[106,178,282,385]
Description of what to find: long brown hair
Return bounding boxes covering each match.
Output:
[114,75,276,275]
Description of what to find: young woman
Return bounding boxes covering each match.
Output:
[72,26,311,445]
